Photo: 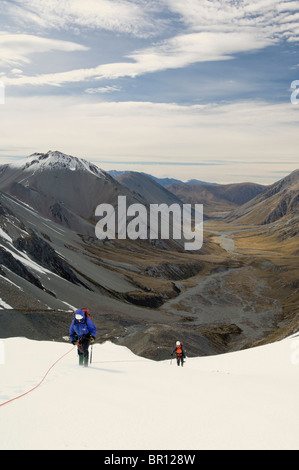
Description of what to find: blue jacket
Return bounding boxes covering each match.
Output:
[69,314,97,341]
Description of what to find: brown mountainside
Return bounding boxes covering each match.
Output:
[167,181,266,217]
[227,169,299,229]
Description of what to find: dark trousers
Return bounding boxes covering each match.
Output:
[77,337,90,366]
[176,355,184,366]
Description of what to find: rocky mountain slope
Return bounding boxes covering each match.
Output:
[0,151,146,237]
[227,169,299,231]
[0,185,226,358]
[115,171,184,206]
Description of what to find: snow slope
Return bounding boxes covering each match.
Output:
[0,337,298,450]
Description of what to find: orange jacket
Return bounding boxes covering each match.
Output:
[172,343,186,357]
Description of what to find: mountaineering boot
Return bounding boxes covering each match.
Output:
[79,354,84,366]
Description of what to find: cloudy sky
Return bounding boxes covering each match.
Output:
[0,0,298,183]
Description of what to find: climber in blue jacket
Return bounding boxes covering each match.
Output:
[69,309,97,367]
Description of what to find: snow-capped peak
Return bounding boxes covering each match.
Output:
[10,151,106,178]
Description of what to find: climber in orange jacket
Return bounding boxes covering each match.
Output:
[171,341,186,366]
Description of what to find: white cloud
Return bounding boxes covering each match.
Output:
[128,30,274,69]
[11,68,23,75]
[0,33,88,67]
[85,86,122,94]
[166,0,299,42]
[2,30,274,86]
[3,0,161,38]
[2,1,298,87]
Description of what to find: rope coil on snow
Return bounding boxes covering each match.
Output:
[0,346,75,408]
[0,345,148,408]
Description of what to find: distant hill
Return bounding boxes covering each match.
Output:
[108,170,216,187]
[186,179,218,186]
[167,181,266,217]
[109,170,263,217]
[115,171,184,206]
[108,170,183,187]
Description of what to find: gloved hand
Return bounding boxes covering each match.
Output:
[90,336,95,344]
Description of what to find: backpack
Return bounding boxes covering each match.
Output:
[81,308,91,320]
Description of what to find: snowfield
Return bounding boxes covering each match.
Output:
[0,337,298,450]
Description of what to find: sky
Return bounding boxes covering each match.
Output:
[0,0,298,184]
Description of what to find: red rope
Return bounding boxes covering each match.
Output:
[0,345,147,408]
[0,346,75,408]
